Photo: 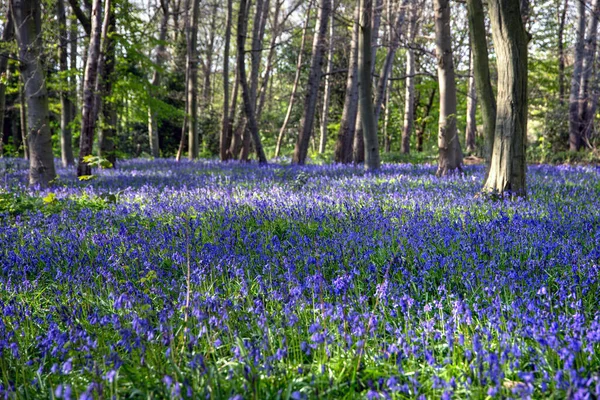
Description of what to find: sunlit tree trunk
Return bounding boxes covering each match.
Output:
[57,0,75,166]
[97,0,116,165]
[220,0,233,160]
[483,0,528,196]
[77,0,102,176]
[465,48,477,153]
[293,0,331,165]
[434,0,463,176]
[148,0,169,158]
[319,0,334,154]
[557,0,568,105]
[187,0,200,160]
[401,2,417,154]
[11,0,57,185]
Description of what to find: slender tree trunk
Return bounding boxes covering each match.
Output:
[434,0,463,176]
[275,0,313,157]
[466,0,496,164]
[483,0,528,196]
[357,0,379,170]
[0,13,13,156]
[57,0,75,166]
[383,73,391,152]
[465,47,477,153]
[202,2,218,109]
[568,0,586,151]
[175,0,190,162]
[577,0,600,148]
[220,0,233,161]
[77,0,102,176]
[319,0,335,154]
[11,0,57,185]
[293,0,331,165]
[97,0,116,165]
[334,4,360,163]
[148,0,169,158]
[401,2,417,154]
[227,70,241,158]
[237,0,268,163]
[187,0,200,160]
[69,10,78,129]
[557,0,568,105]
[256,0,282,122]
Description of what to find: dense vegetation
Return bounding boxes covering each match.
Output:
[1,160,599,398]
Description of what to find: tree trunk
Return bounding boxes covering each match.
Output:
[187,0,200,160]
[19,81,28,159]
[577,0,600,148]
[175,0,191,162]
[568,0,585,152]
[256,0,283,122]
[466,0,496,163]
[465,47,477,153]
[97,0,116,165]
[57,0,75,166]
[202,2,218,109]
[220,0,233,161]
[358,0,379,170]
[69,9,78,132]
[483,0,528,197]
[319,0,334,154]
[275,0,313,158]
[148,0,169,158]
[0,13,13,156]
[77,0,102,177]
[293,0,331,165]
[11,0,57,186]
[434,0,463,176]
[401,2,417,154]
[227,70,241,158]
[237,0,268,163]
[557,0,568,105]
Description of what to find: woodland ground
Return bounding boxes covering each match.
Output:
[0,159,599,399]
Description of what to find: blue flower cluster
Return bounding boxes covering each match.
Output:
[0,159,599,399]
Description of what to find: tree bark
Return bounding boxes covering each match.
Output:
[58,0,75,166]
[256,0,283,122]
[148,0,169,158]
[557,0,568,105]
[237,0,268,163]
[77,0,102,176]
[416,88,436,152]
[202,2,218,109]
[465,48,477,153]
[275,0,313,158]
[293,0,331,165]
[220,0,233,160]
[11,0,57,186]
[187,0,200,160]
[401,2,417,154]
[0,13,13,156]
[466,0,496,163]
[483,0,528,197]
[434,0,463,176]
[334,3,361,163]
[319,0,335,154]
[97,0,116,165]
[577,0,600,149]
[358,0,380,170]
[568,0,585,151]
[19,80,28,159]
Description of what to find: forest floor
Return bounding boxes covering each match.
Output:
[0,159,599,399]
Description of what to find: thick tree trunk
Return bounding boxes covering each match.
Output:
[220,0,233,161]
[465,48,477,153]
[358,0,379,170]
[293,0,331,165]
[568,0,585,151]
[187,0,200,160]
[275,0,313,158]
[334,3,360,163]
[97,0,116,165]
[148,0,169,158]
[434,0,463,176]
[11,0,57,185]
[483,0,528,197]
[318,0,335,154]
[466,0,496,163]
[58,0,75,166]
[557,0,568,105]
[237,0,268,163]
[77,0,102,177]
[0,13,13,156]
[577,0,600,148]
